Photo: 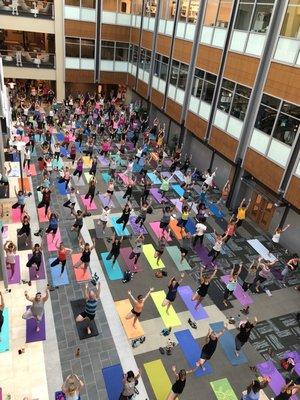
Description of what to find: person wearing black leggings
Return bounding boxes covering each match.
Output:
[50,242,72,276]
[116,203,132,231]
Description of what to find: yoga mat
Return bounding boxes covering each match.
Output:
[133,160,143,173]
[115,299,144,339]
[164,159,172,167]
[80,195,97,210]
[37,207,49,222]
[60,146,69,157]
[169,218,183,240]
[98,155,110,167]
[210,378,238,400]
[49,257,69,287]
[166,246,191,271]
[185,218,196,235]
[175,329,212,377]
[178,286,209,320]
[174,170,185,182]
[7,255,21,284]
[17,229,31,251]
[110,216,130,236]
[194,243,216,267]
[210,322,248,366]
[1,224,8,240]
[284,351,300,375]
[57,133,64,142]
[52,158,64,170]
[102,364,123,400]
[207,202,224,219]
[18,177,31,192]
[11,207,22,223]
[55,391,65,400]
[129,215,147,235]
[221,275,253,307]
[70,299,99,340]
[83,171,93,184]
[114,191,127,207]
[147,172,161,185]
[25,306,46,343]
[100,252,123,280]
[144,359,171,400]
[0,308,9,352]
[150,290,181,327]
[28,164,37,176]
[172,184,184,197]
[56,180,68,195]
[101,172,111,183]
[150,188,168,204]
[46,229,61,251]
[120,247,143,272]
[149,222,172,241]
[28,254,46,281]
[118,173,130,185]
[143,243,165,269]
[82,156,92,167]
[71,253,91,282]
[161,171,176,182]
[72,174,85,186]
[247,239,277,262]
[99,194,115,208]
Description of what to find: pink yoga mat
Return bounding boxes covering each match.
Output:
[118,173,130,185]
[28,254,46,281]
[37,208,49,222]
[46,229,61,251]
[28,164,37,176]
[80,195,97,210]
[221,275,253,307]
[7,255,21,284]
[120,247,143,272]
[149,222,172,241]
[11,207,22,223]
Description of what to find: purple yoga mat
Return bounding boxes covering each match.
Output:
[120,247,142,272]
[194,243,216,268]
[25,306,46,343]
[163,159,172,167]
[28,254,46,281]
[98,155,110,167]
[129,216,147,235]
[221,275,253,307]
[99,194,115,208]
[284,351,300,375]
[178,286,208,320]
[150,188,168,204]
[7,255,21,284]
[0,387,2,400]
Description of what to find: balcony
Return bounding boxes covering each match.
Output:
[0,49,55,68]
[0,0,54,19]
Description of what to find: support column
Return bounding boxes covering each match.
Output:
[95,0,101,83]
[279,127,300,193]
[54,0,65,101]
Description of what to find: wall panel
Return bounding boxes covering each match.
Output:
[65,20,96,38]
[130,28,140,45]
[209,127,238,162]
[65,69,94,82]
[127,74,136,89]
[224,52,259,86]
[285,176,300,209]
[101,24,131,41]
[173,39,192,64]
[196,45,222,74]
[156,34,172,56]
[151,88,164,109]
[184,111,207,140]
[165,98,182,124]
[137,79,148,98]
[141,31,153,50]
[100,72,128,84]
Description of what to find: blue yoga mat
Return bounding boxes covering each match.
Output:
[175,329,212,377]
[34,134,43,143]
[31,147,37,156]
[57,133,64,142]
[100,252,123,280]
[75,141,82,152]
[0,308,9,352]
[133,161,143,173]
[56,181,68,195]
[147,172,161,185]
[49,257,69,287]
[101,172,111,183]
[12,153,20,162]
[102,364,123,400]
[206,201,224,219]
[210,321,248,366]
[110,216,130,236]
[60,147,69,157]
[185,218,196,234]
[172,184,184,197]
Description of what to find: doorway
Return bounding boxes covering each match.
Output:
[249,192,275,231]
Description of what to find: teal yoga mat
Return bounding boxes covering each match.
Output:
[0,308,9,352]
[110,216,130,236]
[100,252,123,280]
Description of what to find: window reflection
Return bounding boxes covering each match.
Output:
[144,0,158,17]
[281,0,300,38]
[153,53,169,80]
[204,0,233,27]
[217,78,251,121]
[192,68,217,104]
[235,0,274,32]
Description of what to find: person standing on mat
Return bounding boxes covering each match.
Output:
[223,218,237,243]
[17,211,31,246]
[207,230,226,266]
[73,157,84,182]
[89,155,98,176]
[37,187,52,216]
[236,198,251,228]
[253,258,276,292]
[73,239,95,273]
[162,274,185,314]
[4,240,17,279]
[106,233,123,266]
[98,205,111,234]
[167,366,195,400]
[129,234,144,266]
[268,224,290,254]
[0,163,11,197]
[179,232,191,264]
[22,287,49,332]
[177,204,191,235]
[241,377,270,400]
[135,198,152,228]
[104,179,115,204]
[26,243,43,279]
[235,317,258,358]
[51,242,72,277]
[75,282,101,335]
[154,234,167,265]
[119,370,141,400]
[192,221,207,248]
[0,291,4,342]
[62,374,84,400]
[126,288,154,328]
[196,325,227,370]
[274,379,300,400]
[281,254,299,285]
[116,202,132,231]
[123,178,136,201]
[84,176,96,206]
[159,173,173,199]
[63,187,77,212]
[192,267,217,310]
[45,212,59,243]
[12,187,27,214]
[223,264,242,307]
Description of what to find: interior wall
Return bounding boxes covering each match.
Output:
[212,153,233,189]
[65,82,97,97]
[183,131,213,173]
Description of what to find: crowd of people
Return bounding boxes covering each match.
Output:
[0,79,299,400]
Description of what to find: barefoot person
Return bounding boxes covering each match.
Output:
[223,264,242,307]
[73,239,95,273]
[22,287,49,332]
[167,366,195,400]
[126,288,154,328]
[162,274,185,314]
[75,282,101,335]
[62,374,84,400]
[192,267,217,310]
[50,242,72,277]
[119,370,141,400]
[235,317,258,358]
[196,326,227,370]
[26,243,43,279]
[4,240,17,279]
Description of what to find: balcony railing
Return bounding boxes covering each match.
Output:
[0,49,55,68]
[0,0,54,19]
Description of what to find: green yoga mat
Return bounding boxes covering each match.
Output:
[0,308,9,352]
[144,359,171,400]
[166,246,191,271]
[210,378,238,400]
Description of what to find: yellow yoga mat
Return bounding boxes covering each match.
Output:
[144,359,172,400]
[151,291,181,327]
[115,299,145,340]
[82,156,92,167]
[143,243,165,270]
[83,171,93,184]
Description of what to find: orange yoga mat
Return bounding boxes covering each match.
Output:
[115,299,144,340]
[71,253,91,282]
[169,218,184,240]
[18,177,31,192]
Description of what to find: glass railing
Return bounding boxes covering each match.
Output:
[0,0,54,19]
[0,49,55,68]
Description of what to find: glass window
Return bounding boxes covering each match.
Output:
[170,60,179,86]
[202,80,216,103]
[65,37,80,58]
[187,0,200,23]
[281,1,300,38]
[144,50,152,71]
[218,88,233,112]
[281,101,300,119]
[154,53,161,76]
[222,78,235,91]
[119,0,131,13]
[133,0,143,15]
[144,0,158,17]
[82,0,96,7]
[192,75,203,97]
[205,72,217,83]
[116,42,129,61]
[250,1,274,32]
[80,39,94,58]
[204,0,219,26]
[273,114,299,146]
[255,104,277,134]
[230,93,249,120]
[132,45,139,65]
[129,44,133,62]
[235,1,255,31]
[261,93,280,109]
[101,41,115,60]
[160,56,169,80]
[161,0,177,20]
[236,84,251,97]
[216,0,233,27]
[178,63,188,89]
[139,48,146,68]
[179,0,188,22]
